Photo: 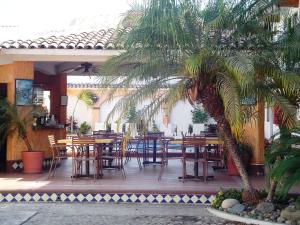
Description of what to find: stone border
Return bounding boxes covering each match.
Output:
[0,192,215,204]
[207,208,285,225]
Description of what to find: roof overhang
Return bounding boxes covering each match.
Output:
[279,0,299,7]
[0,49,125,64]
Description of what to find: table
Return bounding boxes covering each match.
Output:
[170,138,223,181]
[141,135,162,166]
[58,138,114,178]
[57,139,114,144]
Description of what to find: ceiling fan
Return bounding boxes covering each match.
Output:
[62,62,98,76]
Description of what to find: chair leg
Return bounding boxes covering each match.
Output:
[120,157,126,179]
[125,151,129,164]
[203,162,207,182]
[182,159,186,182]
[136,151,142,170]
[48,158,55,179]
[52,159,59,177]
[121,167,126,179]
[158,162,164,181]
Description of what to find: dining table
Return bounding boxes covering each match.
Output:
[140,134,164,166]
[169,137,224,181]
[57,138,114,178]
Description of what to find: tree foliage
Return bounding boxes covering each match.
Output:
[98,0,300,193]
[265,125,300,197]
[0,99,33,151]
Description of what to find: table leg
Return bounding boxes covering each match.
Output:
[153,139,157,163]
[86,146,89,176]
[194,146,199,178]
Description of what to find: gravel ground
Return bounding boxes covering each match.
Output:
[0,202,248,225]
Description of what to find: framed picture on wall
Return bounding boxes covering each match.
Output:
[15,79,33,105]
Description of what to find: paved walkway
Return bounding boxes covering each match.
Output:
[0,202,245,225]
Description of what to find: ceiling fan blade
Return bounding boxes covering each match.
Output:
[60,64,82,74]
[74,66,84,71]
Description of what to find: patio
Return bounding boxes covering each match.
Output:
[0,158,265,194]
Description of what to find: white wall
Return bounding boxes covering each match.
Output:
[67,91,282,140]
[170,100,194,136]
[67,95,93,128]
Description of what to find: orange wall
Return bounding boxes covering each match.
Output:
[0,62,66,161]
[242,101,265,165]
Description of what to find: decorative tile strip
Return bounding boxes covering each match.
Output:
[7,158,55,172]
[0,193,215,205]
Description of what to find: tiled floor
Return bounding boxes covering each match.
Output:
[0,158,268,194]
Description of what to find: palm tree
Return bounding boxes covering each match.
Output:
[99,0,300,203]
[70,90,95,134]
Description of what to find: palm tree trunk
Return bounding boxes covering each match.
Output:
[266,179,277,202]
[71,99,79,134]
[191,83,259,202]
[219,121,253,190]
[22,135,33,152]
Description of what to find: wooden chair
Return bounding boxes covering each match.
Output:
[158,136,184,180]
[181,135,209,182]
[47,135,67,179]
[125,137,142,170]
[71,136,98,180]
[205,137,225,170]
[101,135,126,179]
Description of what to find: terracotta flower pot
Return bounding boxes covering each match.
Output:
[22,151,44,174]
[227,154,240,176]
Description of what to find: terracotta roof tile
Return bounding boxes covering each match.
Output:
[0,28,126,50]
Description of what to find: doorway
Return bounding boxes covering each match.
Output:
[0,83,7,171]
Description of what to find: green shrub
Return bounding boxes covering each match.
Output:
[295,196,300,210]
[212,188,242,209]
[79,121,91,134]
[191,106,208,124]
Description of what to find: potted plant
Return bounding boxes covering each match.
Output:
[227,143,253,176]
[191,106,208,135]
[0,99,44,173]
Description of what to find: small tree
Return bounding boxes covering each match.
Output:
[191,106,208,124]
[0,99,32,151]
[71,90,94,134]
[126,105,138,123]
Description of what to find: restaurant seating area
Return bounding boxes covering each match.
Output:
[0,130,279,195]
[52,131,225,184]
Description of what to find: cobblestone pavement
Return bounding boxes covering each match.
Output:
[0,202,247,225]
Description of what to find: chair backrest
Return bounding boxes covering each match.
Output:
[182,135,206,147]
[48,135,56,146]
[146,131,164,137]
[48,135,61,158]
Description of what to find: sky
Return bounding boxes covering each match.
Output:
[0,0,138,41]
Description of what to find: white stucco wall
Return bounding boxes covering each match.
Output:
[67,95,93,129]
[170,100,194,136]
